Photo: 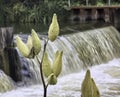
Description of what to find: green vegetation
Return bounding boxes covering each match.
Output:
[0,0,120,24]
[0,0,69,24]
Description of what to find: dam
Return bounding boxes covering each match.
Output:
[70,6,120,30]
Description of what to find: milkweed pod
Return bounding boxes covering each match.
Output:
[91,78,100,97]
[31,29,41,55]
[81,69,92,97]
[52,51,63,77]
[85,69,91,80]
[27,47,37,58]
[47,73,57,85]
[48,13,59,41]
[16,36,30,57]
[26,36,35,58]
[42,52,52,77]
[26,35,33,51]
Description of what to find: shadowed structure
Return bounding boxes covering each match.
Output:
[0,27,22,82]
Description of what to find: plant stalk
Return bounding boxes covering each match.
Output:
[36,39,49,97]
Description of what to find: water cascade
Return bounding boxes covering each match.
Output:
[20,26,120,83]
[0,26,120,97]
[0,27,21,92]
[0,70,14,92]
[64,26,120,67]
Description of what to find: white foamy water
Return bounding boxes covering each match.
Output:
[0,58,120,97]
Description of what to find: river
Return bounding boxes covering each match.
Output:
[0,58,120,97]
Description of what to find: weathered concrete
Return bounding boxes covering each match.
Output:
[0,27,13,50]
[0,27,13,76]
[70,6,120,30]
[0,27,22,82]
[4,47,22,82]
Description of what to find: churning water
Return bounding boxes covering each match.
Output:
[23,26,120,83]
[0,26,120,97]
[0,58,120,97]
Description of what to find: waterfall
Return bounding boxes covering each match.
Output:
[0,70,14,92]
[46,26,120,73]
[0,26,120,96]
[18,26,120,83]
[64,26,120,67]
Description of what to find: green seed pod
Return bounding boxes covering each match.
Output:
[91,78,100,97]
[48,13,59,42]
[52,51,63,77]
[31,29,41,55]
[16,36,30,57]
[81,69,93,97]
[47,73,57,85]
[42,52,52,77]
[26,35,33,51]
[26,35,35,58]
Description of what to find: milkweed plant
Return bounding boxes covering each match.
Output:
[16,13,63,97]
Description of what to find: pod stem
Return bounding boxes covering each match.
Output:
[36,38,49,97]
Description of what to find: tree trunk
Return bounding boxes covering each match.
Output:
[108,0,111,5]
[86,0,89,6]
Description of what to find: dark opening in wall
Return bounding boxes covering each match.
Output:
[97,9,105,21]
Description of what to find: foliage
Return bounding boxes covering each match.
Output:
[97,1,105,6]
[0,0,7,23]
[0,0,69,24]
[1,0,120,24]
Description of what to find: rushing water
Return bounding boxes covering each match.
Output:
[0,58,120,97]
[0,25,120,96]
[19,26,120,84]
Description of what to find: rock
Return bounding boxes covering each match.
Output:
[4,47,22,82]
[0,27,22,82]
